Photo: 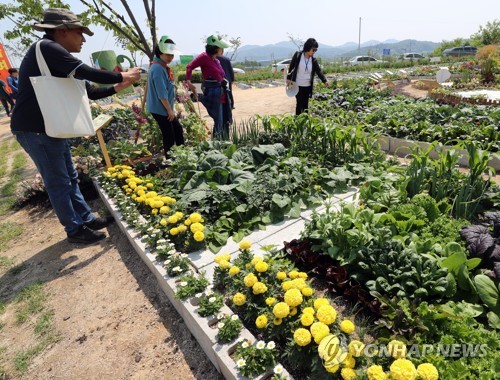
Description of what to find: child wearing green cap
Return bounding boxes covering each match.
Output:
[146,35,184,160]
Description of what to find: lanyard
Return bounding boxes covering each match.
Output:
[304,55,311,73]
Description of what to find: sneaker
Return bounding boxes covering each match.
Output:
[84,216,115,230]
[67,225,105,244]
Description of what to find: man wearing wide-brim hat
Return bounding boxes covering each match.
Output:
[10,8,142,244]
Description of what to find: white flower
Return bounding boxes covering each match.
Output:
[165,259,171,265]
[267,341,276,350]
[173,266,181,272]
[208,297,217,303]
[150,234,156,238]
[217,322,225,329]
[273,364,284,375]
[147,227,154,232]
[231,315,239,321]
[153,229,161,234]
[236,359,246,368]
[205,289,213,296]
[241,341,249,349]
[157,238,167,244]
[180,253,188,258]
[179,281,188,287]
[217,313,226,320]
[256,341,266,350]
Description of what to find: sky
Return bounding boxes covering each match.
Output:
[0,0,498,67]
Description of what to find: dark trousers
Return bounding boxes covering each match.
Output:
[295,86,312,115]
[1,96,14,116]
[152,113,184,159]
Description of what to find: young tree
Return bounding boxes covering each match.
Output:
[0,0,157,60]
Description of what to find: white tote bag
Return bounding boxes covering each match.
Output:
[30,41,95,138]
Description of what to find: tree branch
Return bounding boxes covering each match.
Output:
[119,0,152,58]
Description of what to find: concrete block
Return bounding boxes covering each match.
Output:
[332,187,359,202]
[256,219,306,248]
[245,217,301,243]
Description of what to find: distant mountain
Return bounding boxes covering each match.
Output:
[230,39,440,62]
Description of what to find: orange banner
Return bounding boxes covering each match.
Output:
[0,44,13,93]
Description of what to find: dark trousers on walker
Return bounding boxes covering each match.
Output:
[152,113,185,160]
[295,86,312,115]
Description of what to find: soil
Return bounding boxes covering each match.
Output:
[0,81,426,380]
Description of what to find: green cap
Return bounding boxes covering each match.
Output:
[158,35,182,55]
[206,34,230,48]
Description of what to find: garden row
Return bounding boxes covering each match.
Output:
[53,75,500,379]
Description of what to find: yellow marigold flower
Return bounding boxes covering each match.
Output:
[252,281,268,295]
[239,240,252,250]
[276,271,287,280]
[137,190,145,196]
[282,281,293,291]
[293,328,311,346]
[190,222,204,233]
[341,368,356,380]
[301,287,313,297]
[303,307,315,315]
[340,320,355,334]
[151,200,164,208]
[160,206,170,214]
[193,231,204,242]
[189,213,203,223]
[232,293,246,306]
[389,359,417,380]
[348,340,365,357]
[310,322,330,344]
[245,263,251,270]
[229,266,240,276]
[160,218,167,226]
[318,334,340,360]
[177,225,187,233]
[174,211,184,219]
[284,288,303,307]
[131,194,137,200]
[184,219,192,226]
[265,297,276,306]
[255,315,268,329]
[273,302,290,319]
[250,256,263,266]
[219,260,231,270]
[289,307,298,316]
[273,317,282,326]
[254,261,268,273]
[168,215,179,224]
[289,270,299,279]
[417,364,439,380]
[169,227,179,236]
[316,305,337,325]
[387,340,407,359]
[298,272,308,279]
[292,278,307,290]
[342,354,356,369]
[300,313,315,326]
[243,273,258,287]
[214,254,231,264]
[314,298,330,310]
[367,365,388,380]
[145,191,157,198]
[152,209,158,215]
[146,183,154,188]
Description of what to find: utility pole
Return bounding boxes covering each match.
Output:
[358,17,362,55]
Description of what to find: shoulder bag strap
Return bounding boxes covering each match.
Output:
[35,41,52,77]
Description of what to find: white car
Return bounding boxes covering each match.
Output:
[271,59,292,73]
[344,56,381,66]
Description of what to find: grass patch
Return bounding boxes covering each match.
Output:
[15,283,47,324]
[0,166,6,178]
[11,140,21,151]
[34,310,54,336]
[0,255,15,269]
[12,153,27,170]
[0,222,23,252]
[0,196,16,216]
[0,302,5,314]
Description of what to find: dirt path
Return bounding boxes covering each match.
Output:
[0,86,295,380]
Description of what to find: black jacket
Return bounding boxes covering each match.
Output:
[286,51,327,96]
